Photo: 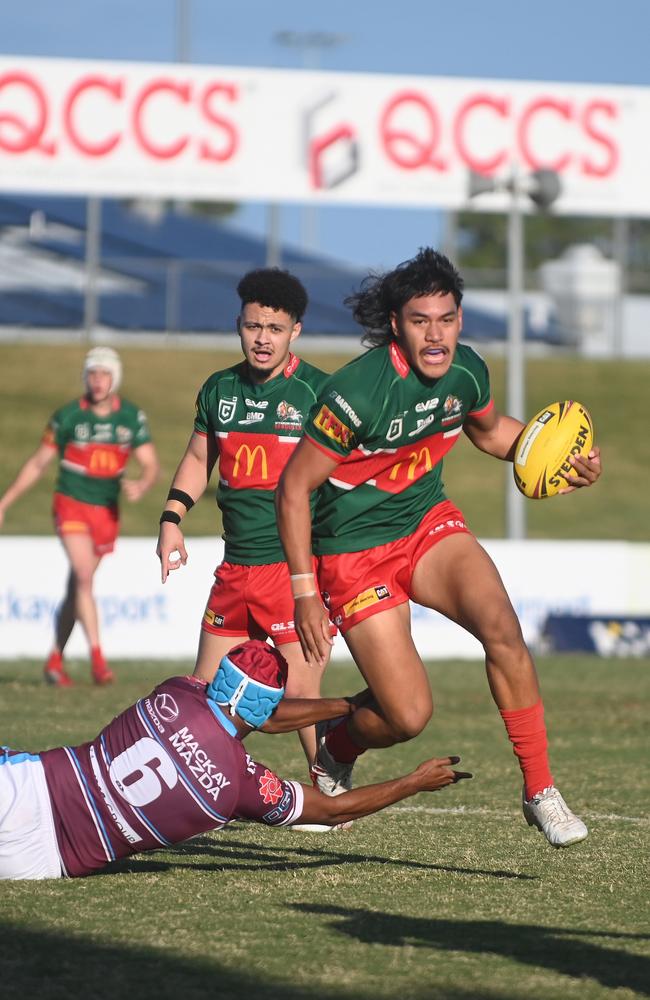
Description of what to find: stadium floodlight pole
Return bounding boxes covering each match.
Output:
[467,166,561,539]
[505,165,526,540]
[83,196,101,344]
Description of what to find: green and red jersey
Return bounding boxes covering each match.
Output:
[194,354,329,565]
[43,396,152,507]
[304,341,493,554]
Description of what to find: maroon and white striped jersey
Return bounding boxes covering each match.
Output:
[40,676,303,877]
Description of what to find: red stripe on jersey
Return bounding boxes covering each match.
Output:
[62,442,130,479]
[469,398,495,418]
[327,427,463,495]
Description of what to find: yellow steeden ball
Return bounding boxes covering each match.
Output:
[513,400,594,499]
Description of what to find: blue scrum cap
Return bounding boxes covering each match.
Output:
[206,639,289,729]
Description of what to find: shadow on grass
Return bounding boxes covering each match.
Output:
[101,835,537,881]
[292,903,650,996]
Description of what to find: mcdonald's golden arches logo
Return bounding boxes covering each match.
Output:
[233,443,268,479]
[388,447,432,482]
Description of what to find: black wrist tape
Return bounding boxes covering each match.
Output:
[167,488,195,511]
[159,510,182,525]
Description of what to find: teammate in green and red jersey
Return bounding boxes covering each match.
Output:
[276,248,602,849]
[156,269,335,798]
[0,347,160,687]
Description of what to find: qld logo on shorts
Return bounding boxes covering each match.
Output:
[258,768,283,805]
[218,397,238,424]
[154,693,180,722]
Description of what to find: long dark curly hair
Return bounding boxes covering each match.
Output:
[345,248,464,348]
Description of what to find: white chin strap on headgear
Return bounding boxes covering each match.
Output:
[83,346,122,393]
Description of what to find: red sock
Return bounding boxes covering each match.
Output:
[325,719,366,764]
[499,700,553,801]
[91,645,106,669]
[46,650,63,670]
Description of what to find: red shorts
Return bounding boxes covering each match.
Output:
[202,559,336,647]
[318,499,471,634]
[52,492,119,556]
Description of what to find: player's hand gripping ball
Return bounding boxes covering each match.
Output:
[513,401,594,499]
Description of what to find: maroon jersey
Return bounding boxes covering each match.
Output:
[40,677,303,878]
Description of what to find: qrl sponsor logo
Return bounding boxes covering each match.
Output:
[233,443,268,480]
[218,397,237,424]
[313,405,355,448]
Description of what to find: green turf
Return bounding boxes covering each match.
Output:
[0,655,648,1000]
[0,343,647,539]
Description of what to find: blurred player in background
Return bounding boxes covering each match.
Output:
[276,248,601,849]
[0,347,159,687]
[0,639,471,880]
[156,268,335,798]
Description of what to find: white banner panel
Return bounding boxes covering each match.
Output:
[0,56,648,215]
[1,537,648,661]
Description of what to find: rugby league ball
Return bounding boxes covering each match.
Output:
[513,401,594,499]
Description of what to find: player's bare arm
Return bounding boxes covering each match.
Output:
[463,407,526,461]
[122,442,160,502]
[296,756,472,827]
[157,432,217,582]
[0,442,57,528]
[276,437,340,665]
[260,692,362,733]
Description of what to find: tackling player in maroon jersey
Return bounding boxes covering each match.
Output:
[276,248,601,849]
[0,640,470,880]
[0,347,159,686]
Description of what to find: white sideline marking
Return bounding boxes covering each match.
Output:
[391,805,649,824]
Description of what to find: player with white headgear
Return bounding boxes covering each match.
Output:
[0,346,160,686]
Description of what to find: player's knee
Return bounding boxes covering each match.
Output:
[480,605,525,656]
[388,701,432,742]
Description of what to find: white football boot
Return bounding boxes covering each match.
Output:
[292,718,354,832]
[523,785,588,848]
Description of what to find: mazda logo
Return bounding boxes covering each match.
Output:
[154,693,179,722]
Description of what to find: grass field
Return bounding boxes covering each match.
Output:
[1,342,648,540]
[1,655,648,1000]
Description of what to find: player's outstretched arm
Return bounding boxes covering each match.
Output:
[259,690,370,734]
[295,756,472,827]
